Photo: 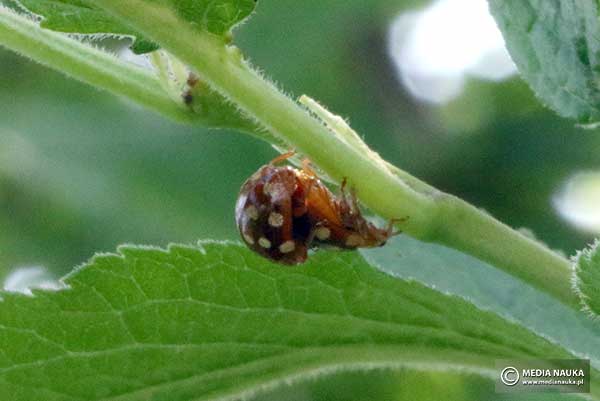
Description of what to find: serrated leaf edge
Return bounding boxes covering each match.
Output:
[571,238,600,319]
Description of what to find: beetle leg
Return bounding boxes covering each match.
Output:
[301,158,318,178]
[386,217,409,236]
[339,178,362,216]
[340,178,348,200]
[306,221,328,248]
[306,225,318,247]
[349,186,363,217]
[338,178,351,213]
[336,178,358,230]
[270,149,296,165]
[297,168,316,214]
[292,164,317,218]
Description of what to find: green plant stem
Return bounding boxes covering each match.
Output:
[1,1,575,310]
[93,0,578,309]
[94,0,438,232]
[0,6,194,123]
[432,194,576,307]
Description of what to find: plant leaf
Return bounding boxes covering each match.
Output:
[363,235,600,364]
[488,0,600,125]
[15,0,256,53]
[15,0,157,53]
[0,241,583,401]
[573,239,600,317]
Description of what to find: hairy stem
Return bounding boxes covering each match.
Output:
[0,6,195,122]
[95,0,438,230]
[93,0,577,309]
[432,194,576,307]
[3,1,575,310]
[299,95,575,306]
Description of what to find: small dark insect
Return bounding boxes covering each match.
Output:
[235,152,400,265]
[182,73,200,105]
[182,91,194,105]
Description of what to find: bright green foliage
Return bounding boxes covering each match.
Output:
[16,0,157,53]
[15,0,256,53]
[488,0,600,124]
[0,242,574,401]
[574,240,600,317]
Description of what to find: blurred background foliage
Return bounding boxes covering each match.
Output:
[1,0,600,398]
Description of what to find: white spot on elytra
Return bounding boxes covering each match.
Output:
[268,212,284,227]
[279,240,296,253]
[245,205,259,220]
[243,232,255,245]
[258,237,272,248]
[345,234,363,247]
[315,226,331,240]
[263,182,285,199]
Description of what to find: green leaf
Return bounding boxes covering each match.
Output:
[0,241,584,401]
[15,0,256,53]
[488,0,600,124]
[15,0,157,53]
[574,239,600,317]
[364,236,600,363]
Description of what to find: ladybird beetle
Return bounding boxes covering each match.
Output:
[235,151,399,265]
